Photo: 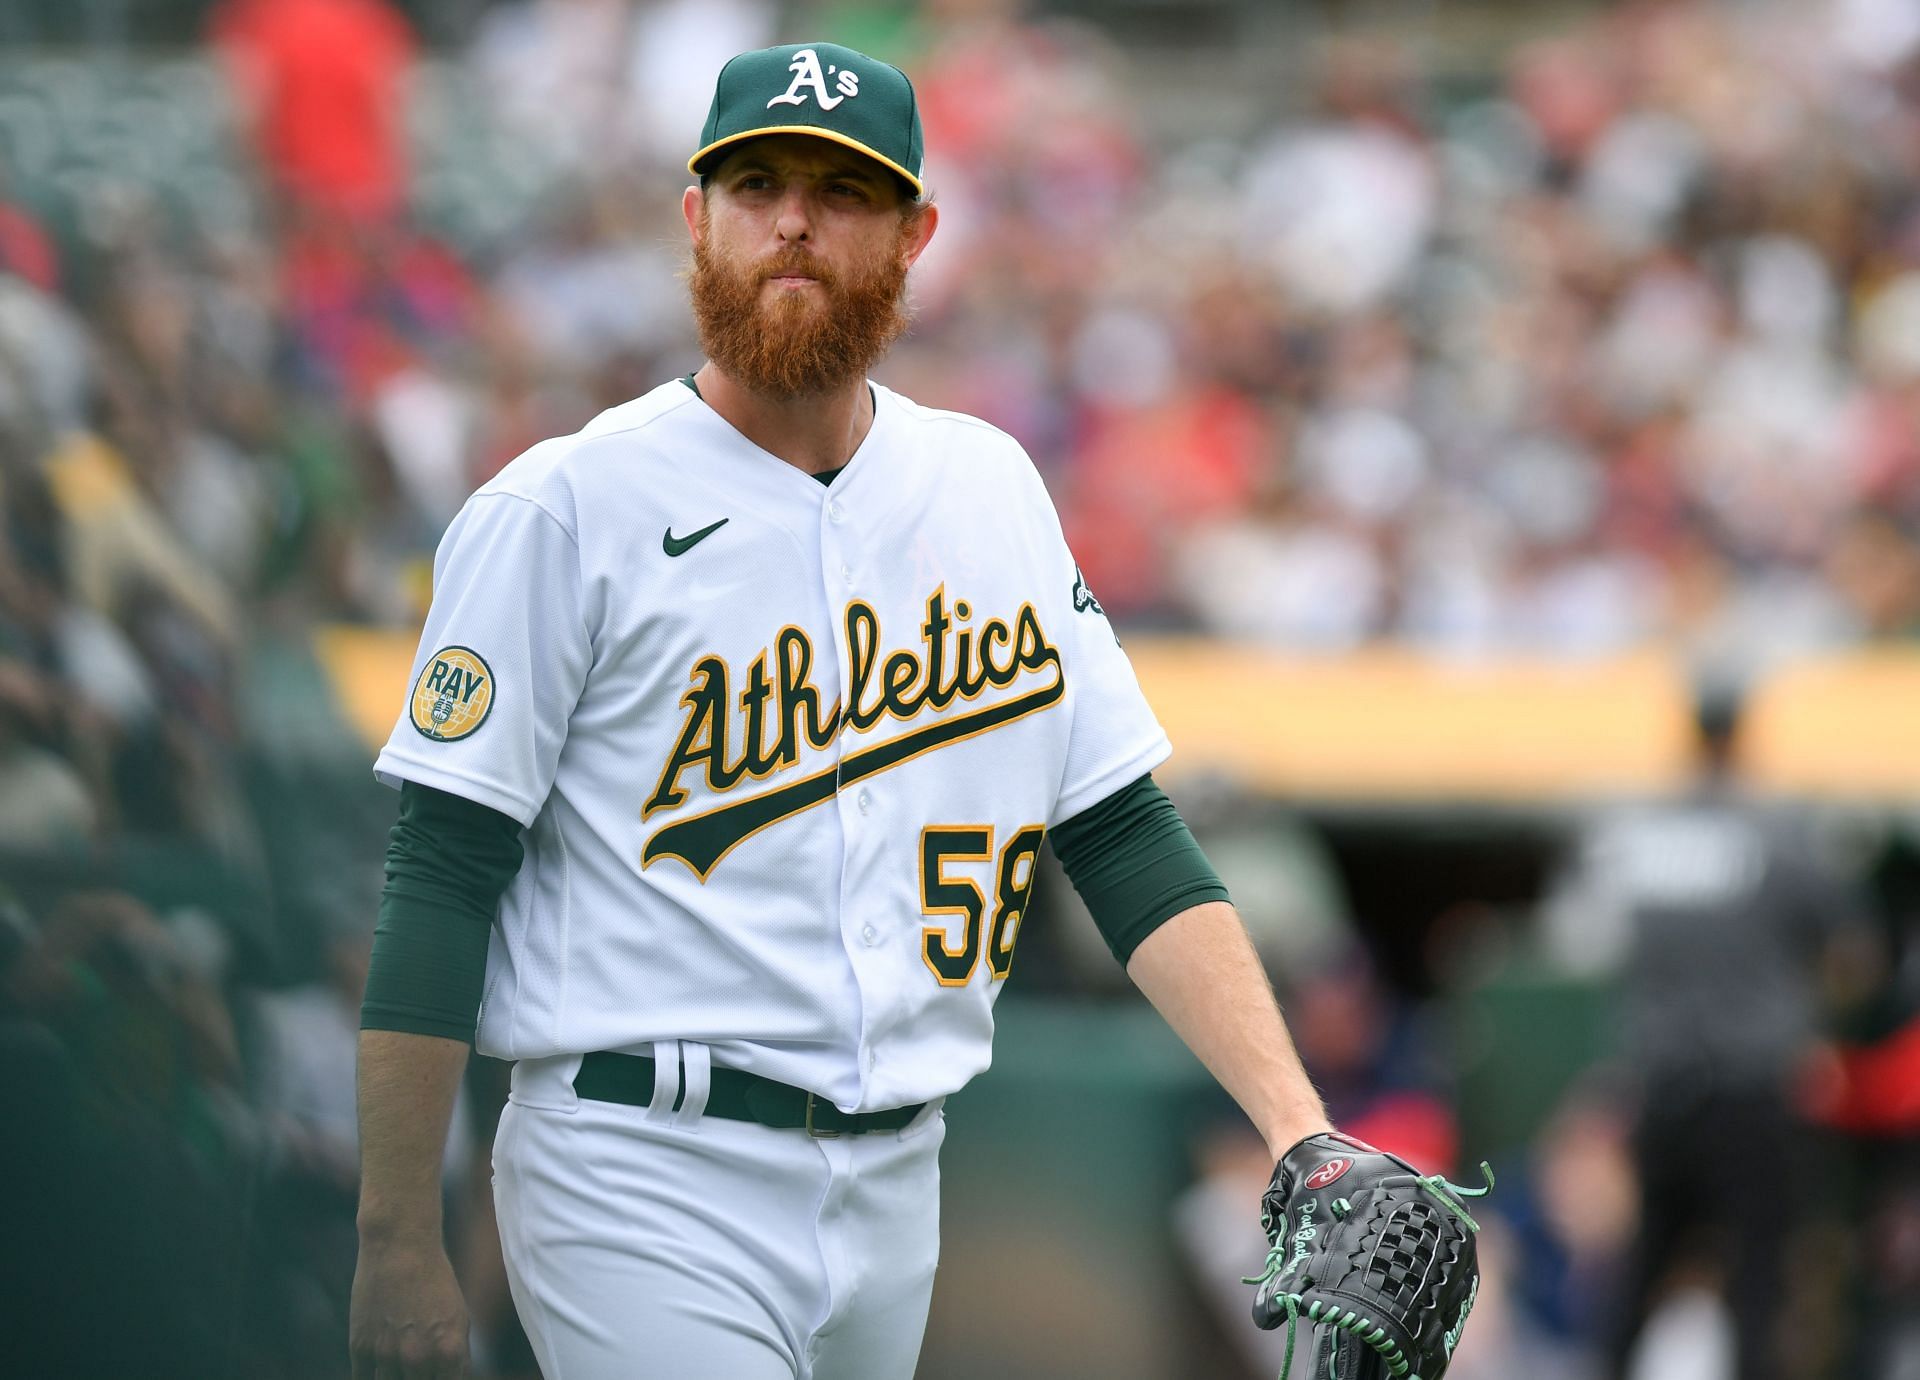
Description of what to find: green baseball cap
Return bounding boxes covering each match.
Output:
[688,43,925,196]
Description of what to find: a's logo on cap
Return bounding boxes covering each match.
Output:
[409,646,494,742]
[1304,1157,1354,1191]
[767,48,860,111]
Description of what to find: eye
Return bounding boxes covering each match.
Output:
[737,174,775,192]
[827,182,867,201]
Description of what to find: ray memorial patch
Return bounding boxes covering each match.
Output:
[410,646,495,742]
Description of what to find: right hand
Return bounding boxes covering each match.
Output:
[349,1237,472,1379]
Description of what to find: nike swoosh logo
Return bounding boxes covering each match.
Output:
[663,518,729,557]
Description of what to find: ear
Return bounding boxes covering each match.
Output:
[901,202,939,267]
[682,185,705,245]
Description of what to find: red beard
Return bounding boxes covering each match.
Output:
[689,212,917,399]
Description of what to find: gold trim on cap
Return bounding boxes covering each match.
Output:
[687,125,924,195]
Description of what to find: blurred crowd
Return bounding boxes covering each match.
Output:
[0,0,1918,1376]
[887,0,1920,662]
[4,0,1919,661]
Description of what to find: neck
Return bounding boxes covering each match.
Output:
[694,363,873,475]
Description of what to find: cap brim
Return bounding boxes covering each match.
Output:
[687,125,924,196]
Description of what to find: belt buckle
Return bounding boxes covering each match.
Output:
[804,1091,842,1139]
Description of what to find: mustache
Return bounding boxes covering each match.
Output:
[689,229,913,399]
[756,252,836,286]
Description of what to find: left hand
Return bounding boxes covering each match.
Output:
[1245,1131,1493,1379]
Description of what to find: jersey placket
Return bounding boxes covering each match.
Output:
[816,479,895,1109]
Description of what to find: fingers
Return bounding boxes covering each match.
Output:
[367,1355,462,1380]
[358,1337,468,1380]
[350,1338,384,1380]
[348,1249,469,1380]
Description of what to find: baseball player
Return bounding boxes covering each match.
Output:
[349,42,1484,1380]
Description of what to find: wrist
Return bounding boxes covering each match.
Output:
[356,1201,444,1248]
[1262,1112,1334,1163]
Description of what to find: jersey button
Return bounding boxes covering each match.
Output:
[856,789,872,814]
[839,563,854,584]
[861,924,878,946]
[827,500,846,523]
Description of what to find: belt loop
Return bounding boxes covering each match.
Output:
[672,1043,711,1130]
[645,1040,681,1124]
[897,1095,944,1139]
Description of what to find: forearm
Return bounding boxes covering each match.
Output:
[353,781,523,1242]
[355,1028,469,1243]
[1126,899,1330,1158]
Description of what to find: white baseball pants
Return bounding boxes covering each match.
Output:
[492,1047,946,1380]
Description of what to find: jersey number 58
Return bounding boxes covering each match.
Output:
[919,825,1046,986]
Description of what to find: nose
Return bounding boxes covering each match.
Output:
[774,187,812,244]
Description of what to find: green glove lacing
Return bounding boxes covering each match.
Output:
[1242,1163,1496,1380]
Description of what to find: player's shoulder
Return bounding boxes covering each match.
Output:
[874,385,1047,485]
[470,379,703,530]
[878,384,1027,452]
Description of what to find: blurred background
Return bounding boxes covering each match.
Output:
[1,0,1918,1376]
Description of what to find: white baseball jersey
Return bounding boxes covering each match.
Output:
[375,378,1170,1111]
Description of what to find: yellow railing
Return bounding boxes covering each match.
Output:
[317,625,1920,798]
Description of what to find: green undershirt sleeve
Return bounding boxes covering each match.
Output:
[1049,773,1230,967]
[359,781,526,1043]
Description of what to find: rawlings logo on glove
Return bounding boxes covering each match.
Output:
[1245,1132,1493,1380]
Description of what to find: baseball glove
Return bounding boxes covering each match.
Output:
[1244,1132,1493,1380]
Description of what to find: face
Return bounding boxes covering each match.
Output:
[683,135,938,398]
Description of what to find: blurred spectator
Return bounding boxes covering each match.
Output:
[1543,682,1883,1379]
[470,0,631,175]
[211,0,416,225]
[492,182,684,380]
[0,659,97,847]
[1499,1085,1639,1368]
[623,0,777,159]
[0,160,58,294]
[1239,38,1435,317]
